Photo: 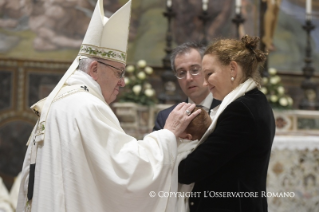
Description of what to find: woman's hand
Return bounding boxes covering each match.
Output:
[164,103,201,137]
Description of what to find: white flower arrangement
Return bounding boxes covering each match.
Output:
[145,67,153,74]
[126,65,135,73]
[137,71,146,80]
[132,85,142,95]
[260,68,293,109]
[137,60,146,68]
[118,60,156,106]
[144,88,155,97]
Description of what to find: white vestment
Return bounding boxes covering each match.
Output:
[17,71,177,212]
[9,172,22,210]
[0,177,14,212]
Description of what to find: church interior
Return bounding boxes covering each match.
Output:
[0,0,319,211]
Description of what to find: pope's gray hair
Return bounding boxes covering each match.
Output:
[78,57,97,73]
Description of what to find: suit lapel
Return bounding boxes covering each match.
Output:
[209,99,222,114]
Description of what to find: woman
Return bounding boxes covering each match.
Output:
[178,35,276,212]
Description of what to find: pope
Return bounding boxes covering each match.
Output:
[16,1,200,211]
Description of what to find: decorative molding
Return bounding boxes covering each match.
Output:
[273,109,319,134]
[273,136,319,150]
[0,111,16,123]
[0,58,71,70]
[18,68,24,111]
[23,62,70,69]
[0,112,37,126]
[0,60,18,67]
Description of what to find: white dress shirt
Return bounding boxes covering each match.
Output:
[188,93,213,112]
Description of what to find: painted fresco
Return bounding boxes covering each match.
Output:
[0,0,121,61]
[0,0,318,73]
[269,0,319,73]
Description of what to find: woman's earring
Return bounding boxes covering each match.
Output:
[231,77,234,81]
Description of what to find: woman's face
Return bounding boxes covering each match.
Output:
[202,54,234,101]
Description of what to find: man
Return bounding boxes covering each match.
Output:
[153,42,221,130]
[16,1,200,211]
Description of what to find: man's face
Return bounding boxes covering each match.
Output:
[174,48,210,104]
[88,59,125,104]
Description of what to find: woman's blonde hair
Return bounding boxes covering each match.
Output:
[204,35,267,86]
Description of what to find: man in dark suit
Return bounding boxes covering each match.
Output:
[153,42,221,130]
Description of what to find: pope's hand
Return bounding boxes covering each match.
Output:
[164,103,201,137]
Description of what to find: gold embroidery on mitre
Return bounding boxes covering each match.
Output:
[79,44,126,64]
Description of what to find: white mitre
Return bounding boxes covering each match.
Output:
[32,0,132,143]
[79,0,131,64]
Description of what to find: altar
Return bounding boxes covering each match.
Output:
[268,136,319,212]
[268,109,319,211]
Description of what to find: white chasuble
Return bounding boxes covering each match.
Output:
[17,71,177,212]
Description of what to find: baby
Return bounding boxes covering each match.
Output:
[179,107,212,141]
[170,107,213,211]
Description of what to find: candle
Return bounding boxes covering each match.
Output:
[306,0,312,20]
[167,0,172,8]
[203,4,208,11]
[236,0,241,7]
[202,0,208,11]
[235,0,241,14]
[306,0,312,14]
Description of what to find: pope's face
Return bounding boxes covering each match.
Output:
[89,59,125,104]
[175,48,210,104]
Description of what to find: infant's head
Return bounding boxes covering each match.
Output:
[180,107,212,141]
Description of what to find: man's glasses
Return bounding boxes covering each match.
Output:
[97,61,125,79]
[175,66,201,79]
